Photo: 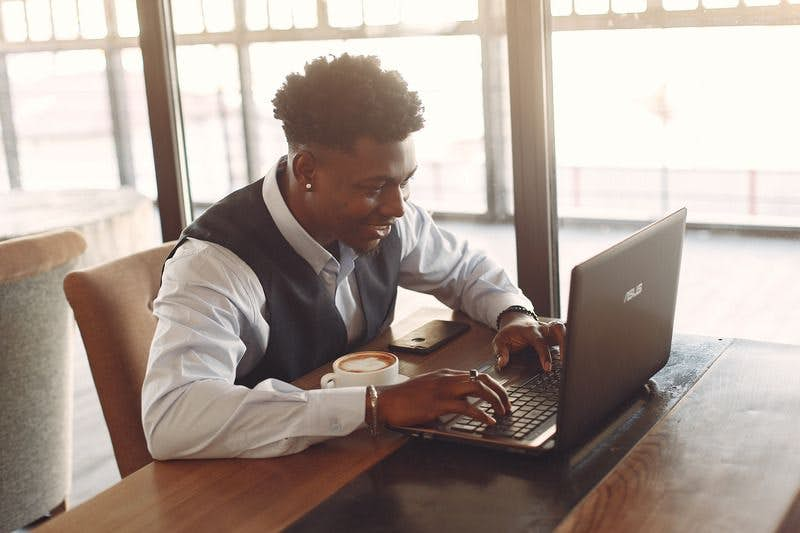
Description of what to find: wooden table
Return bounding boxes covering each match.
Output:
[556,338,800,533]
[39,308,800,532]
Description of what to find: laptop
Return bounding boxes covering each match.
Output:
[391,208,687,455]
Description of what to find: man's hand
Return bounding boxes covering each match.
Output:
[493,313,566,372]
[374,369,512,427]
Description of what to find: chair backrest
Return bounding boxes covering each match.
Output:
[0,229,86,530]
[63,240,176,478]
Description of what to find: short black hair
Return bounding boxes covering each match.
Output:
[272,53,424,151]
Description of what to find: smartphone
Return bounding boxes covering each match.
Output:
[388,320,470,354]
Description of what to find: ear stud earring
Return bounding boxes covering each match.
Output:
[305,183,312,191]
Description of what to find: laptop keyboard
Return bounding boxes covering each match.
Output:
[449,366,561,440]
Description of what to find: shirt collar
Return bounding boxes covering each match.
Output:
[262,157,353,276]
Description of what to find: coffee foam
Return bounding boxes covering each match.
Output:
[337,353,395,373]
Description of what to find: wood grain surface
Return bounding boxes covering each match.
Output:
[38,307,497,533]
[39,308,800,533]
[556,339,800,533]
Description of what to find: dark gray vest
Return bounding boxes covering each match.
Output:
[165,167,401,387]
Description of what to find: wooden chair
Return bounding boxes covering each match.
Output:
[63,241,176,478]
[0,229,86,530]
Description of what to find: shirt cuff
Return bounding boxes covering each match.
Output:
[305,386,366,436]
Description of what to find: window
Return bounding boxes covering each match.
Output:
[0,0,158,202]
[548,1,800,344]
[168,0,510,219]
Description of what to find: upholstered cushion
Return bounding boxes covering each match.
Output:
[0,229,86,283]
[0,230,86,531]
[64,241,175,478]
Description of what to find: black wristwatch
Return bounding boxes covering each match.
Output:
[496,305,539,330]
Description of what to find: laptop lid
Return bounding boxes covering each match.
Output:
[556,208,687,450]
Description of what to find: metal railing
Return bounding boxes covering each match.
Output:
[557,166,800,225]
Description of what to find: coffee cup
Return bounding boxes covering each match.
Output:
[320,351,400,388]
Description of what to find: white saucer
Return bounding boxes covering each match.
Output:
[322,374,410,389]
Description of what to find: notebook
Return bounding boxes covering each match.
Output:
[391,208,687,455]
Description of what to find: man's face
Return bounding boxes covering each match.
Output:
[305,136,417,254]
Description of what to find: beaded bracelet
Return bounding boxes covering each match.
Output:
[496,305,539,330]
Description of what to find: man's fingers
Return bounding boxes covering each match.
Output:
[550,320,567,362]
[450,375,507,416]
[493,343,510,368]
[534,343,552,372]
[518,326,552,372]
[475,381,506,416]
[540,320,566,363]
[478,373,512,412]
[443,400,496,425]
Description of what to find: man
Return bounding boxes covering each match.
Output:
[142,53,565,459]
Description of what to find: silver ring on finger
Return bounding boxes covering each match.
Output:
[469,368,479,381]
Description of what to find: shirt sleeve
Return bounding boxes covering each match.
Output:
[141,240,366,459]
[397,201,534,329]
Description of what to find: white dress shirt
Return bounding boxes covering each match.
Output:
[141,160,533,460]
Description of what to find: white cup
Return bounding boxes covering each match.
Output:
[320,351,400,388]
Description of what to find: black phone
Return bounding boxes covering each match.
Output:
[388,319,470,354]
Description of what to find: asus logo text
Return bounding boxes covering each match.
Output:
[624,282,643,303]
